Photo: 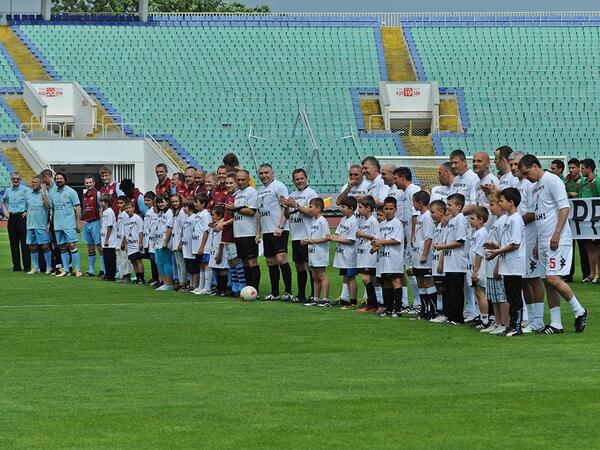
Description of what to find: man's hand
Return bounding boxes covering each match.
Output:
[255,234,261,244]
[483,242,499,250]
[550,232,560,250]
[471,270,478,284]
[486,249,500,261]
[273,227,282,237]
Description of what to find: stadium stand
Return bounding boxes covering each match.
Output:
[407,25,600,159]
[18,18,404,191]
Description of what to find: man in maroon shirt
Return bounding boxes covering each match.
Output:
[99,166,121,216]
[207,165,228,211]
[155,163,172,196]
[172,172,186,198]
[179,166,197,199]
[194,168,207,196]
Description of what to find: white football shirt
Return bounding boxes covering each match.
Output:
[233,186,258,238]
[192,209,211,254]
[532,172,572,245]
[333,215,358,269]
[469,227,488,279]
[153,209,173,250]
[498,212,526,276]
[412,209,435,269]
[308,216,330,268]
[474,172,499,209]
[431,223,446,274]
[365,174,390,204]
[499,171,520,190]
[257,179,289,234]
[486,214,507,277]
[430,184,451,203]
[123,213,143,255]
[451,169,479,206]
[101,208,117,249]
[289,187,318,241]
[143,208,157,250]
[181,213,194,259]
[376,217,404,276]
[356,215,379,269]
[443,213,468,273]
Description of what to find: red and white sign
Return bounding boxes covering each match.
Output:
[38,87,63,97]
[396,87,422,97]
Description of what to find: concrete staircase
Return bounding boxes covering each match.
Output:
[439,98,461,132]
[0,26,51,81]
[3,96,44,133]
[381,27,417,82]
[359,98,384,131]
[2,147,35,182]
[159,140,188,172]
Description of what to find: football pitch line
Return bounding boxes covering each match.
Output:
[0,300,233,309]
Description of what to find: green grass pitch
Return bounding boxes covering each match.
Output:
[0,228,599,448]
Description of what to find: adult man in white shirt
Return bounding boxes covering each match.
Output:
[449,149,479,206]
[393,166,421,312]
[471,151,499,213]
[360,156,390,206]
[449,149,480,321]
[519,154,587,333]
[282,168,318,303]
[495,146,520,189]
[256,163,292,301]
[226,170,261,293]
[431,162,454,203]
[337,164,370,208]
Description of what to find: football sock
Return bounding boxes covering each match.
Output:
[382,288,394,312]
[375,285,383,304]
[534,302,545,328]
[526,303,535,326]
[364,281,376,306]
[437,294,443,312]
[99,249,105,273]
[268,264,280,296]
[198,269,206,290]
[236,263,246,289]
[60,251,70,272]
[426,287,438,316]
[410,276,420,307]
[230,267,239,293]
[340,283,349,300]
[43,248,52,270]
[297,269,308,299]
[549,306,563,329]
[88,253,96,274]
[401,286,408,308]
[280,263,292,294]
[481,314,489,325]
[31,251,39,270]
[393,288,403,312]
[204,267,213,291]
[217,274,228,292]
[567,296,585,316]
[252,266,261,291]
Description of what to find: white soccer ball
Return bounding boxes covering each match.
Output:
[240,286,258,301]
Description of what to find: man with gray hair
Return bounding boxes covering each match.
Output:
[2,171,31,272]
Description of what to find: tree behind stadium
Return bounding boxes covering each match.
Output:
[52,0,271,13]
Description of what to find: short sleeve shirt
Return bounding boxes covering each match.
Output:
[308,216,330,268]
[443,213,468,273]
[333,215,357,269]
[257,179,289,233]
[498,212,526,276]
[486,215,507,277]
[289,187,318,241]
[469,227,488,279]
[3,184,30,213]
[356,215,379,269]
[233,186,258,238]
[101,208,117,248]
[25,189,48,230]
[532,172,572,244]
[49,185,80,231]
[450,169,479,206]
[124,214,144,255]
[412,210,435,269]
[376,217,404,276]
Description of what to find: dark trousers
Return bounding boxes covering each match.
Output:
[7,214,30,271]
[570,240,590,280]
[445,272,465,323]
[102,247,117,281]
[503,275,523,329]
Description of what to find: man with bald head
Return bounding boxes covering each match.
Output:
[472,151,499,213]
[431,162,455,202]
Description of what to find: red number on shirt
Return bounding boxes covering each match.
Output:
[549,257,556,270]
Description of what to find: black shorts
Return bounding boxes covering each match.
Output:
[128,252,142,261]
[292,240,309,263]
[433,275,445,291]
[185,257,199,275]
[339,268,358,277]
[380,273,401,281]
[235,236,259,260]
[358,268,376,276]
[263,231,289,257]
[413,267,432,278]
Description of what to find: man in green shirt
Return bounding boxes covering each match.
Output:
[565,158,583,198]
[563,158,587,282]
[580,158,600,283]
